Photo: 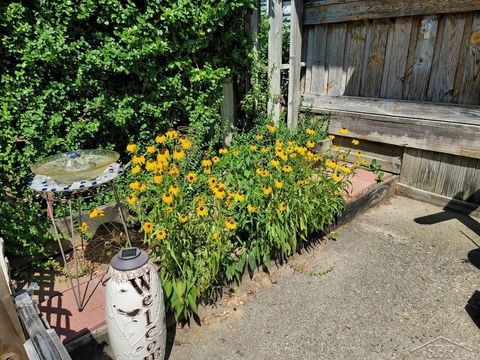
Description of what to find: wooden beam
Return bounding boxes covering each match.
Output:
[304,0,480,25]
[287,0,303,131]
[268,0,283,124]
[396,183,480,219]
[302,94,480,159]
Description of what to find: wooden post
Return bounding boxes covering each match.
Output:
[268,0,283,124]
[221,79,236,146]
[245,0,261,94]
[0,238,27,359]
[287,0,303,132]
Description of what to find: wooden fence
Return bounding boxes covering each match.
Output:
[271,0,480,208]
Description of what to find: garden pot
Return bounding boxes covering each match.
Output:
[105,248,166,360]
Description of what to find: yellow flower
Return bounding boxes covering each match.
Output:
[256,168,269,177]
[225,219,237,230]
[212,156,220,164]
[208,178,217,187]
[331,173,342,182]
[266,124,276,133]
[204,167,212,175]
[353,160,360,167]
[89,208,104,219]
[155,134,167,144]
[153,173,163,184]
[132,154,145,165]
[173,149,185,160]
[297,180,306,187]
[145,160,157,172]
[156,230,167,240]
[143,221,154,233]
[339,127,349,135]
[157,149,170,162]
[233,150,240,156]
[270,159,280,167]
[179,137,192,150]
[234,193,245,202]
[352,139,360,146]
[169,185,180,195]
[202,159,212,167]
[197,206,208,217]
[219,148,228,155]
[342,165,352,174]
[126,143,137,153]
[79,221,89,234]
[169,164,180,178]
[328,135,335,141]
[263,186,272,196]
[276,150,288,161]
[361,159,368,166]
[325,160,337,169]
[282,165,293,173]
[214,190,226,200]
[355,151,362,158]
[178,214,189,223]
[129,181,140,190]
[279,202,287,212]
[162,192,174,205]
[146,145,156,153]
[306,140,315,149]
[339,154,346,161]
[127,194,137,205]
[256,134,264,140]
[306,128,316,135]
[212,232,221,240]
[275,180,283,189]
[138,183,147,192]
[250,144,258,151]
[334,145,340,152]
[165,207,173,214]
[247,204,257,213]
[186,172,197,183]
[275,140,284,148]
[261,146,270,153]
[166,129,178,139]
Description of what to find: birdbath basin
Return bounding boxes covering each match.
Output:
[31,149,120,183]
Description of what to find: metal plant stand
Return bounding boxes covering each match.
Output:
[29,163,131,311]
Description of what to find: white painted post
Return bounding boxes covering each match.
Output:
[287,0,302,132]
[268,0,283,124]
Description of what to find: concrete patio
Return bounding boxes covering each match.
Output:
[69,195,480,359]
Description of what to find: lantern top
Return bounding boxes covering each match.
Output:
[111,247,149,271]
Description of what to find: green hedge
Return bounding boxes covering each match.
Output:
[0,0,254,263]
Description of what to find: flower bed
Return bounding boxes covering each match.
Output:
[123,122,362,318]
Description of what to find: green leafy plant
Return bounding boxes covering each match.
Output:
[368,159,384,182]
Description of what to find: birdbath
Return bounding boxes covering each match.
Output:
[29,149,130,310]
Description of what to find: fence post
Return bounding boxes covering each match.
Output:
[287,0,303,132]
[268,0,283,124]
[245,0,261,94]
[221,79,236,146]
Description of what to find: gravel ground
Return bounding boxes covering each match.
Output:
[73,196,480,359]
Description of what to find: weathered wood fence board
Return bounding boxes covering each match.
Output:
[304,0,480,25]
[268,0,283,124]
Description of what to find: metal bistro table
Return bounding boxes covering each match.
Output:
[29,163,131,310]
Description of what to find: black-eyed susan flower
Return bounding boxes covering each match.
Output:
[204,167,211,175]
[157,149,170,162]
[225,219,237,230]
[131,165,141,174]
[212,232,221,240]
[306,140,315,149]
[355,151,362,158]
[165,207,173,213]
[306,128,316,135]
[212,156,220,164]
[282,165,293,173]
[266,124,276,133]
[214,190,226,200]
[156,230,167,240]
[186,172,197,183]
[80,221,89,233]
[328,135,335,141]
[234,193,245,202]
[143,221,154,233]
[207,177,217,187]
[339,127,349,135]
[155,134,167,144]
[132,154,145,165]
[197,206,208,217]
[89,208,104,219]
[263,186,272,196]
[256,134,264,140]
[275,180,283,189]
[342,165,352,174]
[169,164,180,178]
[331,173,342,182]
[166,129,178,139]
[138,183,147,192]
[145,160,156,172]
[162,192,174,205]
[173,149,185,160]
[127,194,137,205]
[250,144,258,151]
[153,173,163,184]
[169,185,180,195]
[361,159,368,166]
[126,143,137,153]
[147,145,156,153]
[353,160,360,167]
[179,137,192,150]
[270,159,280,167]
[279,202,287,212]
[129,181,140,190]
[275,140,284,148]
[233,150,240,156]
[352,139,360,146]
[247,204,258,213]
[261,146,270,153]
[339,154,346,161]
[179,214,189,223]
[219,148,228,155]
[202,159,212,167]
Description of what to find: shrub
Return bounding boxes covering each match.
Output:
[0,0,254,262]
[125,120,361,318]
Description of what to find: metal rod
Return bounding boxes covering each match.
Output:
[112,182,131,247]
[68,197,83,310]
